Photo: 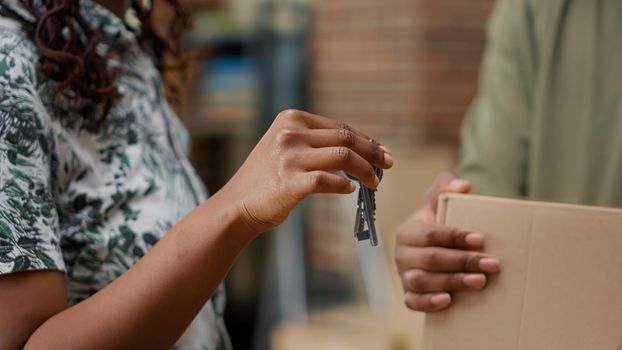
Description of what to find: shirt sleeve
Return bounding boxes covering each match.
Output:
[0,25,65,274]
[457,0,536,197]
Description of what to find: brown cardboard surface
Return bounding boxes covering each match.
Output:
[423,193,622,350]
[376,147,457,349]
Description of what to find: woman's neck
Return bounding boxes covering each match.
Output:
[95,0,130,18]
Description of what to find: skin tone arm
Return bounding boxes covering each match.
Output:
[0,110,394,349]
[394,172,500,312]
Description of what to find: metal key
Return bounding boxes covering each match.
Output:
[350,167,383,246]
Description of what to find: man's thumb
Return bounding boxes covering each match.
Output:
[422,172,471,213]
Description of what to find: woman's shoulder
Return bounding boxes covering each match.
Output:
[0,9,41,88]
[0,13,43,117]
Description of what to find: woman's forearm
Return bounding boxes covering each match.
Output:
[18,109,394,349]
[25,191,254,350]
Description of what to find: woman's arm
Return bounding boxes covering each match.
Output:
[19,194,251,350]
[0,110,393,349]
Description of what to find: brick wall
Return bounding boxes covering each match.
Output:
[308,0,496,148]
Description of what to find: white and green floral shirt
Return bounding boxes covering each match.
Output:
[0,1,231,348]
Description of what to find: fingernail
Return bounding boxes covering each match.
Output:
[374,175,381,186]
[479,258,500,272]
[465,232,484,246]
[349,182,357,192]
[449,179,470,189]
[430,293,451,306]
[463,274,486,288]
[383,152,394,167]
[379,145,392,154]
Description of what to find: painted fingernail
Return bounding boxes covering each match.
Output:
[463,274,486,288]
[383,152,394,167]
[465,232,484,246]
[430,293,451,306]
[479,258,500,272]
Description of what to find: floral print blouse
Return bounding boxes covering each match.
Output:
[0,1,231,348]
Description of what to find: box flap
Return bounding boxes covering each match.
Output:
[422,193,622,350]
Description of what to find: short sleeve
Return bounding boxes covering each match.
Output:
[457,0,536,196]
[0,20,65,274]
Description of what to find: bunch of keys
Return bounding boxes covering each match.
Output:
[350,167,383,246]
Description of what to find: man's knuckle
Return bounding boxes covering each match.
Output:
[394,247,409,270]
[421,226,436,245]
[395,225,407,243]
[455,230,469,247]
[449,273,464,292]
[462,254,481,271]
[408,270,427,291]
[404,293,421,311]
[422,250,440,268]
[449,228,464,247]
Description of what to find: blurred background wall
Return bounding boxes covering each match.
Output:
[309,0,493,148]
[164,0,495,349]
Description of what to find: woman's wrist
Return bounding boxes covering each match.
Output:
[198,189,259,249]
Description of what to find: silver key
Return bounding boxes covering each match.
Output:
[349,167,383,246]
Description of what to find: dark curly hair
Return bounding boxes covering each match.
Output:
[1,0,190,126]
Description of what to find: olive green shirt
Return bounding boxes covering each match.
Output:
[459,0,622,207]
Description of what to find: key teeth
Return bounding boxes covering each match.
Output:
[355,230,370,241]
[352,167,381,247]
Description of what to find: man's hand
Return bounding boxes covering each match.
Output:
[395,172,500,312]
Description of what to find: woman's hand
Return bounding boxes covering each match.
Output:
[216,109,393,236]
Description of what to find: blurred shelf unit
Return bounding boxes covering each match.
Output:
[189,55,261,137]
[183,4,263,139]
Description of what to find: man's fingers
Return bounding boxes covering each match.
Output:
[404,292,452,313]
[396,246,500,273]
[397,221,484,249]
[402,270,487,293]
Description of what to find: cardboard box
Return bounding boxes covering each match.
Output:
[423,193,622,350]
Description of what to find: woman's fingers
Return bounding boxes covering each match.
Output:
[302,129,393,169]
[285,109,367,134]
[277,109,391,154]
[301,147,381,188]
[296,171,357,197]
